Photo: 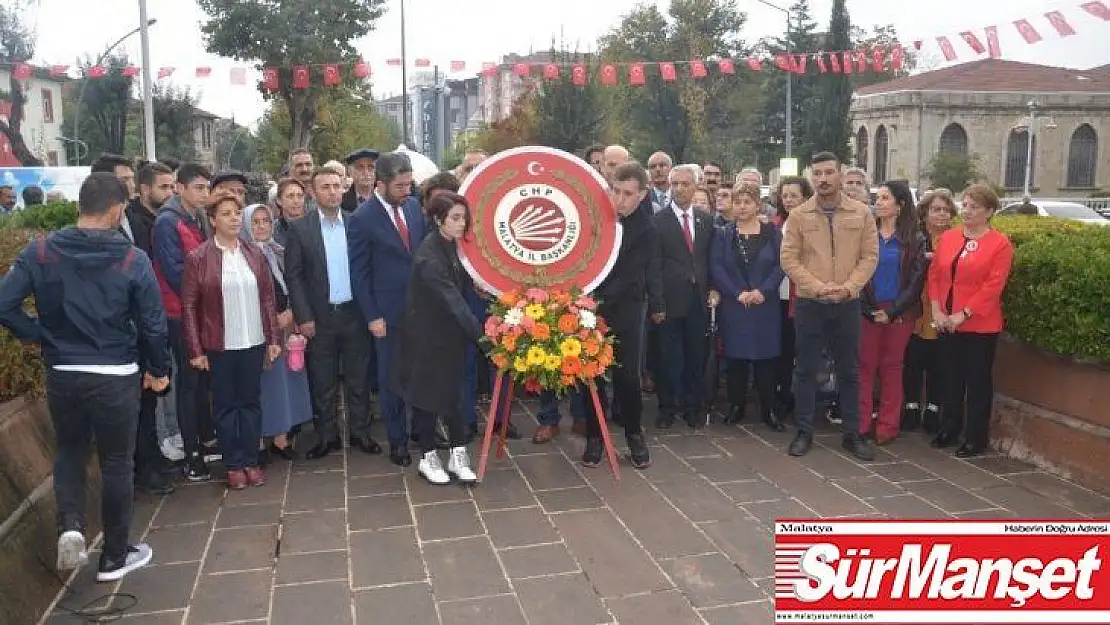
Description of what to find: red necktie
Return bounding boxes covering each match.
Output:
[681,210,694,254]
[393,205,411,251]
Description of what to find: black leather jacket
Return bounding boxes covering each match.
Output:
[860,230,928,321]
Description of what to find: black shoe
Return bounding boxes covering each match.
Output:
[504,422,522,440]
[955,444,985,458]
[135,471,175,496]
[842,435,875,461]
[269,443,298,461]
[654,414,675,429]
[901,406,921,432]
[763,410,786,432]
[582,437,603,467]
[306,437,342,460]
[184,453,210,481]
[200,440,222,462]
[921,407,940,434]
[788,432,813,457]
[390,444,412,467]
[350,436,383,455]
[930,433,956,449]
[626,432,651,469]
[682,411,701,429]
[96,543,153,583]
[725,405,746,424]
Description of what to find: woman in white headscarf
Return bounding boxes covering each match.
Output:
[243,203,313,462]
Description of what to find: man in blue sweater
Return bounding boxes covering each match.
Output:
[0,173,172,583]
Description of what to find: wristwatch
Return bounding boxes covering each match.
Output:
[962,307,973,318]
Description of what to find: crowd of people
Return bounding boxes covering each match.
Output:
[0,141,1014,584]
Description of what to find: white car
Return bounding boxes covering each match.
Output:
[999,200,1109,226]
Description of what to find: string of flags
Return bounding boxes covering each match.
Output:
[6,0,1107,89]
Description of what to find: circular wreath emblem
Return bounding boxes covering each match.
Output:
[459,146,622,296]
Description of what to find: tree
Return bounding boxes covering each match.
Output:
[68,53,134,158]
[810,0,853,162]
[0,0,43,165]
[211,119,257,171]
[197,0,387,152]
[470,96,538,155]
[123,83,200,161]
[924,153,983,193]
[532,47,606,153]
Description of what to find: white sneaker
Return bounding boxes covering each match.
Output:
[160,436,185,461]
[96,543,153,582]
[447,446,477,484]
[56,530,88,571]
[418,451,450,485]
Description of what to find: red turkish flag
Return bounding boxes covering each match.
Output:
[936,36,958,62]
[629,63,646,86]
[262,67,279,91]
[230,68,247,85]
[121,65,140,77]
[450,60,466,72]
[12,63,32,80]
[513,63,530,77]
[985,26,1002,58]
[871,48,885,72]
[195,67,212,78]
[599,63,617,85]
[960,31,986,55]
[292,65,310,89]
[890,45,904,71]
[414,58,431,68]
[571,64,586,86]
[746,57,762,71]
[793,55,807,74]
[659,62,676,81]
[543,63,559,80]
[386,58,402,67]
[854,50,868,72]
[1013,19,1042,44]
[718,59,735,74]
[1044,11,1076,36]
[690,60,707,78]
[49,65,69,77]
[841,51,853,74]
[481,62,497,77]
[815,53,828,73]
[774,54,792,72]
[157,67,175,79]
[87,66,107,78]
[354,61,371,78]
[1081,1,1110,21]
[323,64,340,86]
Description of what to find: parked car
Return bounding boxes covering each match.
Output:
[998,200,1109,225]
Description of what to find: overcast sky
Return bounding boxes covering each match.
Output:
[30,0,1110,128]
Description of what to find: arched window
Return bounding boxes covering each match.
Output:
[855,127,869,171]
[873,125,889,182]
[1004,129,1035,189]
[938,123,968,157]
[1066,124,1098,188]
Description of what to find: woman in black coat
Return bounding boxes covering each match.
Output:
[390,192,481,485]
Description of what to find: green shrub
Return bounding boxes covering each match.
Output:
[0,228,45,402]
[0,201,78,232]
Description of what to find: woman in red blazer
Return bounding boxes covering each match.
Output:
[927,184,1013,457]
[183,195,282,490]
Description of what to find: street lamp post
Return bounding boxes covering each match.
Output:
[1023,101,1036,198]
[71,18,157,165]
[400,0,410,146]
[138,0,156,161]
[756,0,792,158]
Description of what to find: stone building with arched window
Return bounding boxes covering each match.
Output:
[849,59,1110,198]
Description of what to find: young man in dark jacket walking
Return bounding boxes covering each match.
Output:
[0,172,172,582]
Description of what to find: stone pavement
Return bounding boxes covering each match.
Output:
[44,399,1110,625]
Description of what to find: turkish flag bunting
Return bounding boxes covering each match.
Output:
[195,67,212,78]
[292,65,310,89]
[157,67,175,79]
[513,63,530,77]
[913,40,923,50]
[829,52,841,73]
[354,61,371,78]
[854,50,868,72]
[745,57,762,71]
[262,67,279,91]
[450,60,466,72]
[323,64,340,86]
[121,65,139,77]
[543,63,559,80]
[891,45,904,71]
[230,68,247,85]
[1044,11,1076,36]
[936,36,958,61]
[659,62,676,81]
[774,54,792,71]
[718,59,735,74]
[871,48,885,72]
[1013,19,1042,44]
[481,62,497,77]
[841,51,853,74]
[600,63,617,85]
[793,55,807,73]
[12,63,32,80]
[960,31,986,55]
[415,58,431,67]
[985,26,1002,58]
[49,65,68,77]
[386,58,402,66]
[816,53,828,73]
[571,64,586,86]
[87,66,107,78]
[629,63,646,86]
[690,60,707,78]
[1081,1,1110,21]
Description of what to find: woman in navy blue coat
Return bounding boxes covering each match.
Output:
[710,182,785,431]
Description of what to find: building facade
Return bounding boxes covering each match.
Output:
[477,52,552,125]
[0,65,67,166]
[850,60,1109,197]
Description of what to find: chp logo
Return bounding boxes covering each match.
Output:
[459,146,621,295]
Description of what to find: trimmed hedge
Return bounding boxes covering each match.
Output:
[0,201,78,232]
[0,228,45,402]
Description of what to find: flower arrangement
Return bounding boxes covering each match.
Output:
[482,287,615,395]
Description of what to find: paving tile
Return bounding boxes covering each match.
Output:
[663,553,765,608]
[349,493,413,531]
[345,449,402,477]
[833,475,906,500]
[115,561,198,614]
[903,479,996,513]
[499,543,579,578]
[661,434,723,458]
[215,502,283,528]
[285,470,346,512]
[536,486,603,512]
[423,536,509,601]
[795,445,875,478]
[292,451,346,473]
[472,468,538,511]
[642,446,698,483]
[654,477,740,522]
[868,461,937,483]
[717,478,788,504]
[350,526,425,588]
[869,494,951,518]
[276,550,348,585]
[415,500,484,541]
[117,610,186,623]
[347,473,405,497]
[893,448,1008,489]
[551,509,671,597]
[143,523,210,565]
[438,594,526,625]
[742,498,816,527]
[699,519,773,579]
[700,600,774,624]
[964,455,1037,475]
[515,453,586,490]
[222,479,286,505]
[271,581,352,625]
[482,506,559,548]
[954,509,1016,519]
[188,570,271,623]
[355,582,438,624]
[606,589,703,625]
[1005,472,1110,515]
[604,479,717,559]
[406,473,472,506]
[151,484,224,527]
[281,509,348,554]
[975,485,1085,517]
[203,525,277,573]
[686,456,760,483]
[514,573,610,625]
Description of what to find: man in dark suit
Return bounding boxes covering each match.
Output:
[341,148,379,212]
[285,167,382,460]
[653,164,718,429]
[347,153,427,467]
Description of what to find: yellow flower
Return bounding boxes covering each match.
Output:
[526,346,547,366]
[559,337,582,358]
[513,357,529,373]
[524,303,547,321]
[543,354,562,371]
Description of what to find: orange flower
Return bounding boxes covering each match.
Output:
[499,289,520,307]
[491,353,509,369]
[601,343,614,361]
[561,374,576,387]
[583,338,601,357]
[582,361,600,378]
[524,377,542,393]
[557,314,579,333]
[561,356,582,376]
[530,322,551,340]
[501,334,517,352]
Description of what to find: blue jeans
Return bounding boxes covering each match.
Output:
[537,388,589,426]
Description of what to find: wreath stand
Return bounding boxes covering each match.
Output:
[476,374,621,482]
